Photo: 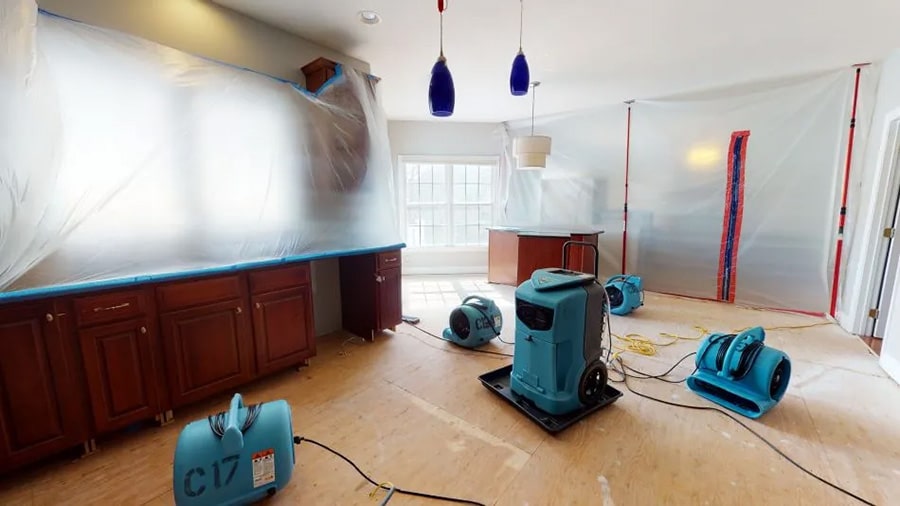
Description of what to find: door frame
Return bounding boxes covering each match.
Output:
[849,111,900,336]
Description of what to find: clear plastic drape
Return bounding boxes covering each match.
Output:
[501,104,628,281]
[0,1,400,295]
[629,70,852,312]
[500,69,863,313]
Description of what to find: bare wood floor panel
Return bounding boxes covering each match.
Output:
[0,276,897,505]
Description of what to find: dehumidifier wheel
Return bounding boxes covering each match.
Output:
[578,361,609,405]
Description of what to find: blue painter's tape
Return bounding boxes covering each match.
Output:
[0,243,406,304]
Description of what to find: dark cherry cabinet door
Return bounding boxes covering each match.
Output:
[159,298,254,408]
[78,318,161,433]
[0,303,86,472]
[251,286,314,375]
[376,267,402,331]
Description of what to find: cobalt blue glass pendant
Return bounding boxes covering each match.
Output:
[429,56,455,117]
[510,51,530,95]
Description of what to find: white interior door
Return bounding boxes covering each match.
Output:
[870,122,900,338]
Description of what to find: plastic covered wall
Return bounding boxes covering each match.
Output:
[502,68,867,314]
[0,1,400,298]
[502,104,627,281]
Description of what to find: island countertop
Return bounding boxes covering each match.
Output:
[487,226,605,238]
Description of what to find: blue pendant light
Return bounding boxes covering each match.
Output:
[510,0,530,96]
[429,0,454,116]
[429,56,455,116]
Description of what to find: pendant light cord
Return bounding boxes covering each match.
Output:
[438,0,446,58]
[519,0,524,51]
[530,83,537,135]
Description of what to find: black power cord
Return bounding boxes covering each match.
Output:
[294,436,487,506]
[609,357,878,506]
[404,322,514,358]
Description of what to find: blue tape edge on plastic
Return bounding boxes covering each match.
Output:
[35,8,377,97]
[0,243,406,304]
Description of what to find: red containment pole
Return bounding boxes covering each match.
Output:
[829,65,866,317]
[622,100,633,274]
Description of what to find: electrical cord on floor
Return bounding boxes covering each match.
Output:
[608,357,878,506]
[608,352,697,385]
[294,437,487,506]
[403,322,514,358]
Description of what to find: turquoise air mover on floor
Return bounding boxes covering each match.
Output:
[442,295,503,348]
[686,326,791,419]
[604,274,644,316]
[173,394,296,505]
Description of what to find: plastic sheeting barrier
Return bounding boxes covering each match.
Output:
[502,68,873,314]
[0,1,401,298]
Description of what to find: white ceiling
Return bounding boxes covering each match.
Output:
[212,0,900,123]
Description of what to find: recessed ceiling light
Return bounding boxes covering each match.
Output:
[359,10,381,25]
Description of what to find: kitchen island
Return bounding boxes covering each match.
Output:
[487,226,604,286]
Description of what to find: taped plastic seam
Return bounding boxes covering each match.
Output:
[502,69,860,314]
[0,0,401,295]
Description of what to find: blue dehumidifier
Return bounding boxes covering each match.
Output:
[686,326,791,419]
[442,295,503,348]
[604,274,644,316]
[173,394,296,506]
[479,241,622,433]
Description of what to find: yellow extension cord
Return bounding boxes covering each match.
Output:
[609,321,833,362]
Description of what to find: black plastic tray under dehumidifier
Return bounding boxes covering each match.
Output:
[478,365,623,434]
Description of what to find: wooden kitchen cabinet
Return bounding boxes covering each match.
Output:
[249,264,315,376]
[157,276,255,409]
[73,288,169,433]
[0,245,403,476]
[77,318,162,433]
[339,250,402,340]
[0,301,90,474]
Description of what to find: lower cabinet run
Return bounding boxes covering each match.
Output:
[0,301,90,475]
[0,251,402,476]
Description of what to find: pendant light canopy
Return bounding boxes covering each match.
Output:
[514,81,551,170]
[429,0,454,117]
[509,0,530,96]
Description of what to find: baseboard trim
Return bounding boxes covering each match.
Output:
[403,267,488,275]
[880,352,900,385]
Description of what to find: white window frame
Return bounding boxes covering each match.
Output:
[397,155,501,250]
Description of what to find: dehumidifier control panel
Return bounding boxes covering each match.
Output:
[531,268,595,291]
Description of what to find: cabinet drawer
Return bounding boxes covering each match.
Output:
[249,263,310,294]
[156,275,244,312]
[377,250,401,271]
[74,290,149,327]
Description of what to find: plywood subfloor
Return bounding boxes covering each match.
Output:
[1,275,898,505]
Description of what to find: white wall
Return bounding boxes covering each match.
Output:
[36,0,369,83]
[35,0,369,336]
[389,120,504,274]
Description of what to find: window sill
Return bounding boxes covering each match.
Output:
[403,246,488,254]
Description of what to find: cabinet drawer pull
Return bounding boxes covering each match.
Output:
[45,313,54,322]
[236,306,243,314]
[255,302,261,309]
[140,326,147,334]
[375,274,384,283]
[384,257,398,263]
[93,302,131,313]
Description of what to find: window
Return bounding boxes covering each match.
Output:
[401,157,498,247]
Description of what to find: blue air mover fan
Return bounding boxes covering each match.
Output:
[479,241,622,433]
[687,326,791,419]
[442,295,503,348]
[604,274,644,316]
[173,394,296,506]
